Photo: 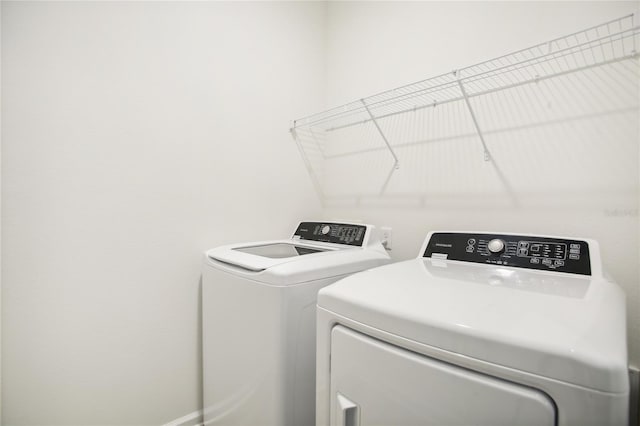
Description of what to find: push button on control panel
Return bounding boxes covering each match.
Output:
[466,238,476,253]
[487,239,505,254]
[569,243,581,260]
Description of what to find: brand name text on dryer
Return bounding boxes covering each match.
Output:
[435,243,453,248]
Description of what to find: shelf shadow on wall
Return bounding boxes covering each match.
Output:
[296,60,639,209]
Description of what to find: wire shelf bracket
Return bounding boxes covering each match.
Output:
[361,98,400,195]
[290,126,325,200]
[361,98,401,170]
[455,71,492,162]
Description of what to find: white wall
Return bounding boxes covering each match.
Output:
[3,2,640,425]
[1,2,324,424]
[323,0,640,367]
[0,1,3,420]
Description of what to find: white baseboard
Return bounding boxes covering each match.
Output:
[631,367,639,426]
[162,409,203,426]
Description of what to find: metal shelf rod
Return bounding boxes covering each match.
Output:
[457,77,491,161]
[361,99,400,170]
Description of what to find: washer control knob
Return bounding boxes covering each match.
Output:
[321,225,331,235]
[487,239,506,254]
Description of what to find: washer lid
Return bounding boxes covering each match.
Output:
[232,243,327,259]
[205,239,390,285]
[207,240,336,272]
[317,258,628,393]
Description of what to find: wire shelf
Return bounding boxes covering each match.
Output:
[293,15,638,132]
[291,15,640,203]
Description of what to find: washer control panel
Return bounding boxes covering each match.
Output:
[423,232,591,275]
[294,222,367,246]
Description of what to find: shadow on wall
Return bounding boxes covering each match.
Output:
[293,20,640,211]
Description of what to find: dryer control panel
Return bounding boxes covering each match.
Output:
[294,222,367,246]
[423,232,591,275]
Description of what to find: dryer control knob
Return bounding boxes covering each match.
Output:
[487,239,506,254]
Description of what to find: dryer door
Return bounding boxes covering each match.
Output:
[329,326,556,426]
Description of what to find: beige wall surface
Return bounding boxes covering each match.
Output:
[1,2,324,424]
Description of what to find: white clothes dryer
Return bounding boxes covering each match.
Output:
[316,231,629,426]
[202,221,390,426]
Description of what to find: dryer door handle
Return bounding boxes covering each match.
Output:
[336,393,360,426]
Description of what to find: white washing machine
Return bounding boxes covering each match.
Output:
[316,231,629,426]
[202,221,390,426]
